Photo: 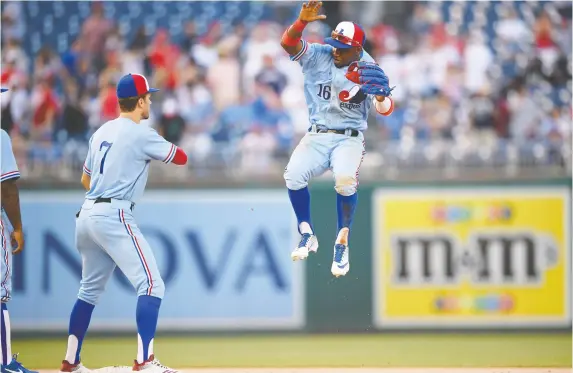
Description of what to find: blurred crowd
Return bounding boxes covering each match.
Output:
[0,1,571,179]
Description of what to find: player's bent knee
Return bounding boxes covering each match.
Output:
[334,175,358,196]
[284,170,308,191]
[78,286,103,305]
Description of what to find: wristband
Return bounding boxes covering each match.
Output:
[281,19,308,47]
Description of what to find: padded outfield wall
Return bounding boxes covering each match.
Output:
[10,179,572,333]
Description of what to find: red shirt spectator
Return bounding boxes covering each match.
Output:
[535,13,556,49]
[100,83,119,122]
[149,29,180,89]
[30,79,59,140]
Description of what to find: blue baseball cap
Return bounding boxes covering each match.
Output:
[1,88,8,93]
[116,73,159,99]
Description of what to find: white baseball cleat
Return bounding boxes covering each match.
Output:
[331,243,349,277]
[291,233,319,261]
[59,360,92,373]
[132,355,178,373]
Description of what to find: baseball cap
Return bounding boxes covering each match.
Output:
[1,88,8,93]
[325,21,366,49]
[116,73,159,99]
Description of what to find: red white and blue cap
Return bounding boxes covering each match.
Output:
[325,21,366,49]
[116,73,159,99]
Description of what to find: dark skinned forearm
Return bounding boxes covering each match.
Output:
[280,25,305,56]
[1,180,22,231]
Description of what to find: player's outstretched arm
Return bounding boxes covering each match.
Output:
[142,128,188,166]
[281,1,326,56]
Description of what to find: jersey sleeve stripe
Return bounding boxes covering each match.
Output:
[1,171,20,182]
[83,164,91,176]
[290,40,308,62]
[162,144,176,163]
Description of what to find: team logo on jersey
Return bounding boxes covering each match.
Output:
[339,85,367,110]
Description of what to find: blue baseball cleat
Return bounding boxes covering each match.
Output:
[291,233,319,261]
[331,243,350,277]
[1,354,38,373]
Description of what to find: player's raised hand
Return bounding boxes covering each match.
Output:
[299,1,327,23]
[11,228,24,254]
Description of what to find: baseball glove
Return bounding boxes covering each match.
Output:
[345,61,394,97]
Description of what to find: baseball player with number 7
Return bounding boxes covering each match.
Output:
[281,1,394,277]
[59,74,187,373]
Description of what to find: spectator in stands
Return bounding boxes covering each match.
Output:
[496,6,531,44]
[1,2,25,44]
[34,47,61,83]
[158,97,186,145]
[30,77,59,142]
[534,10,561,73]
[3,1,571,179]
[464,33,493,93]
[99,80,119,124]
[123,27,148,77]
[469,86,497,148]
[255,54,287,96]
[1,75,29,135]
[238,124,277,175]
[3,38,29,73]
[192,22,222,67]
[149,28,180,90]
[507,84,544,141]
[60,81,88,141]
[425,90,454,139]
[61,40,84,80]
[79,1,114,71]
[180,21,198,57]
[206,44,240,111]
[98,50,123,93]
[243,23,282,95]
[408,3,432,34]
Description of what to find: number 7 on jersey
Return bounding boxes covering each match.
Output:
[99,141,113,174]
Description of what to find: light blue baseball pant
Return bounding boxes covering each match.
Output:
[1,218,12,302]
[75,199,164,305]
[284,131,365,195]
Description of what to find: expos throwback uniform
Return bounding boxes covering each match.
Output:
[76,117,178,304]
[283,20,394,277]
[1,129,20,303]
[284,41,376,194]
[61,74,186,373]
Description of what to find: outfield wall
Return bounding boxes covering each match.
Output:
[10,179,572,332]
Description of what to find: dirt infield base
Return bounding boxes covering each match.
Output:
[43,368,572,373]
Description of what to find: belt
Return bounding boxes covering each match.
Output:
[95,197,135,211]
[308,125,360,137]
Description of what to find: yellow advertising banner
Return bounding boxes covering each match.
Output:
[372,187,571,328]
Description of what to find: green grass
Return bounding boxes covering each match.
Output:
[15,333,572,369]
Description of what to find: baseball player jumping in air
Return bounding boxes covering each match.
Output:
[0,88,38,373]
[281,1,394,277]
[59,74,188,373]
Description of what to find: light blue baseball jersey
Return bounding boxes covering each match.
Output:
[291,41,376,131]
[83,117,177,204]
[1,129,20,233]
[1,129,20,301]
